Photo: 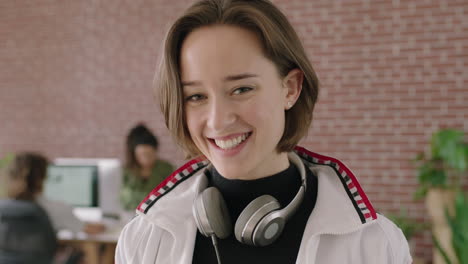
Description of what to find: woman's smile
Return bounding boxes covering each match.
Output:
[210,132,252,150]
[207,132,253,157]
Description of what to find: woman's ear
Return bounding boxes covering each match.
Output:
[282,69,303,110]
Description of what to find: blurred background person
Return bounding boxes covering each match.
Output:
[120,123,174,211]
[7,152,106,234]
[2,152,107,264]
[0,152,57,264]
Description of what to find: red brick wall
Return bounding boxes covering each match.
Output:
[1,0,467,261]
[285,1,467,261]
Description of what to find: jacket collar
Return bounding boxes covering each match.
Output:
[294,147,377,231]
[137,146,377,236]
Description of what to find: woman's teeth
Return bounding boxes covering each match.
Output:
[214,133,248,150]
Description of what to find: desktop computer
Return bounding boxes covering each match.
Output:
[45,158,125,260]
[45,158,123,220]
[44,165,99,207]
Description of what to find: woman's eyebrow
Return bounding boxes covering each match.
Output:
[181,73,259,87]
[224,73,258,82]
[181,80,202,87]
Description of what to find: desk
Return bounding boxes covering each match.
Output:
[58,220,123,264]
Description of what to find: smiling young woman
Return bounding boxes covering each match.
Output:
[180,25,302,180]
[116,1,412,263]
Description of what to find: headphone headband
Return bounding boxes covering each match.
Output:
[276,152,307,221]
[193,152,307,247]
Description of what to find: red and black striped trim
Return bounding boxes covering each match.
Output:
[294,146,377,223]
[137,157,209,214]
[138,146,377,222]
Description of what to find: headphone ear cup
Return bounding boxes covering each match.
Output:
[192,187,232,239]
[234,195,281,246]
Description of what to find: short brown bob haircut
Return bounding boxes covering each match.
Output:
[157,0,319,158]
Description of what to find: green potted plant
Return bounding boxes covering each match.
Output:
[413,128,467,264]
[414,129,466,199]
[433,191,468,264]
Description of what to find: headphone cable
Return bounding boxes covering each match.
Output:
[210,234,222,264]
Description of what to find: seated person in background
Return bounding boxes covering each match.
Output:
[6,152,105,235]
[0,156,56,264]
[120,123,175,211]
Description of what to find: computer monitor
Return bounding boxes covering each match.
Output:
[52,158,123,216]
[44,165,99,207]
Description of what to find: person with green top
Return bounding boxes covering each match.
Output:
[120,123,174,211]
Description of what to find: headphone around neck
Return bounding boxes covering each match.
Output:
[192,152,307,247]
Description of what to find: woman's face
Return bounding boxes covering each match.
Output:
[180,25,301,180]
[135,144,157,169]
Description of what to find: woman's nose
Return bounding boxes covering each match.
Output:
[206,98,236,132]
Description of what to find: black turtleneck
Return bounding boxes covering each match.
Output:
[192,163,318,264]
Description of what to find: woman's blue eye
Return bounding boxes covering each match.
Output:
[233,87,252,95]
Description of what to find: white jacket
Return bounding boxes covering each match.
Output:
[116,147,412,263]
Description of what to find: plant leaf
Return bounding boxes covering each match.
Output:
[433,233,453,264]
